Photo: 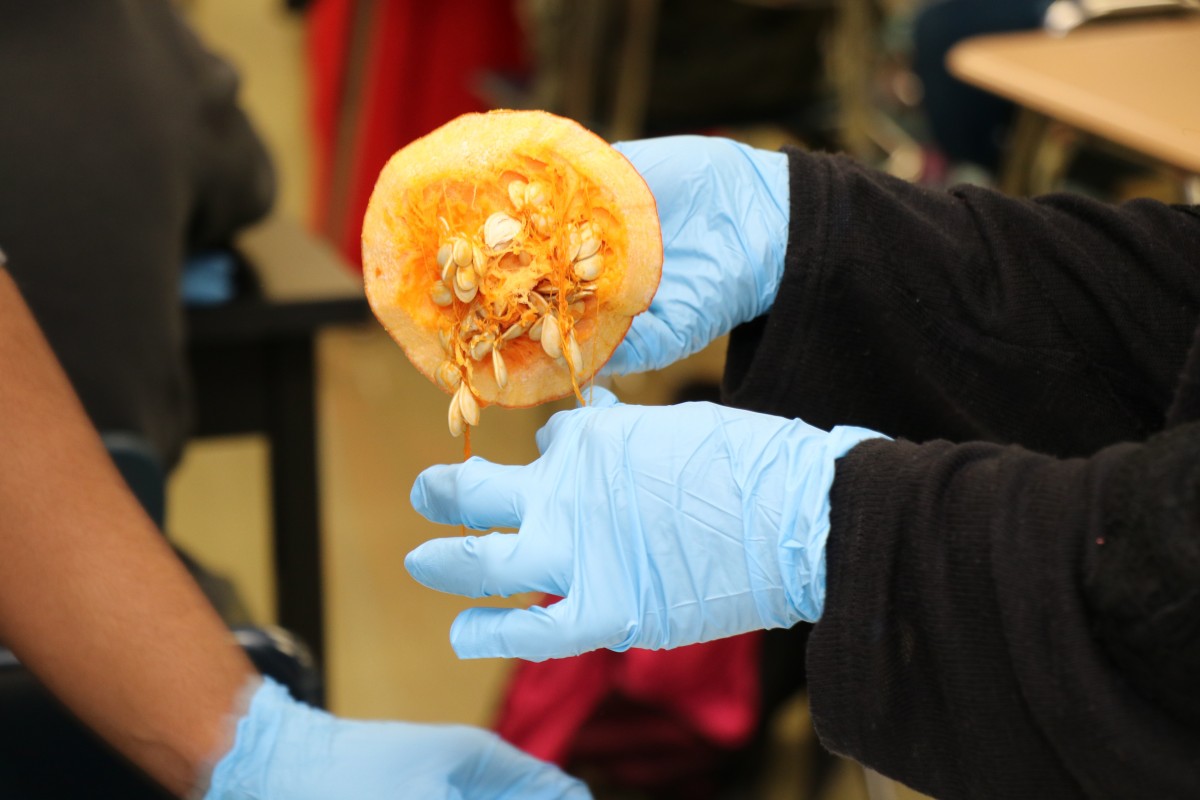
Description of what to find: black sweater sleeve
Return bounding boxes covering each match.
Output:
[806,428,1200,799]
[724,149,1200,457]
[721,151,1200,796]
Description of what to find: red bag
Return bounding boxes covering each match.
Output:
[495,601,764,798]
[307,0,527,267]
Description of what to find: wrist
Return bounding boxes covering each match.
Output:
[733,143,790,320]
[778,425,889,622]
[202,677,316,800]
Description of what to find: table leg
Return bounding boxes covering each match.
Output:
[1000,108,1080,196]
[1184,173,1200,204]
[999,109,1047,196]
[265,337,326,705]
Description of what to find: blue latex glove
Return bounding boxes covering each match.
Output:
[204,677,590,799]
[603,136,790,375]
[406,388,883,661]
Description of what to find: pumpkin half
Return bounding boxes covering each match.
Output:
[362,109,662,436]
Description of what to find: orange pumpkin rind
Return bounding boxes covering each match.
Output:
[362,110,662,434]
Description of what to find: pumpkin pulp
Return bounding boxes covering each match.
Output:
[362,110,662,440]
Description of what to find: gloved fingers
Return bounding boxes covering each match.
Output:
[448,602,608,661]
[533,407,582,457]
[599,311,688,376]
[581,384,620,409]
[534,396,623,457]
[610,138,662,168]
[534,387,621,455]
[405,531,569,599]
[411,456,528,530]
[462,733,593,799]
[599,339,636,376]
[612,136,705,180]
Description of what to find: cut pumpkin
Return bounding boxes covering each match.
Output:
[362,109,662,436]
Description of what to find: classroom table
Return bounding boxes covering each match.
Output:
[947,15,1200,196]
[186,215,369,680]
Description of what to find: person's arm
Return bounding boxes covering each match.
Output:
[404,378,1200,796]
[604,136,1200,453]
[725,149,1200,456]
[0,265,591,799]
[807,427,1200,799]
[0,266,254,794]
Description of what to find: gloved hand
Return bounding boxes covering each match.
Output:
[406,388,883,661]
[204,677,590,799]
[603,136,790,375]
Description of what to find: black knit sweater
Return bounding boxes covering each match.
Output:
[724,149,1200,798]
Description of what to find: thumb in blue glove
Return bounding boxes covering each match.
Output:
[604,136,790,375]
[406,387,884,661]
[203,677,590,799]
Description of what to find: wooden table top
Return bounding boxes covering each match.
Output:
[948,16,1200,173]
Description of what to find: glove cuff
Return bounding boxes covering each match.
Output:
[738,145,791,321]
[191,675,260,800]
[778,425,888,623]
[203,676,320,799]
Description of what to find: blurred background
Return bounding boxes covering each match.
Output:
[8,0,1192,797]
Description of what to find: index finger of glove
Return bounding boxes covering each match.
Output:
[598,312,677,376]
[534,406,586,456]
[612,136,690,179]
[449,600,623,662]
[535,387,622,454]
[465,734,594,799]
[580,384,620,409]
[410,456,527,530]
[405,531,569,599]
[611,138,659,166]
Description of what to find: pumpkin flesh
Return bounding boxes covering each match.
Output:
[362,110,662,433]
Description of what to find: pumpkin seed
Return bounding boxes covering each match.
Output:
[540,314,562,359]
[430,280,453,306]
[484,212,522,250]
[565,329,583,370]
[469,333,495,361]
[447,391,465,437]
[457,384,480,426]
[435,360,461,390]
[492,348,508,388]
[573,253,603,281]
